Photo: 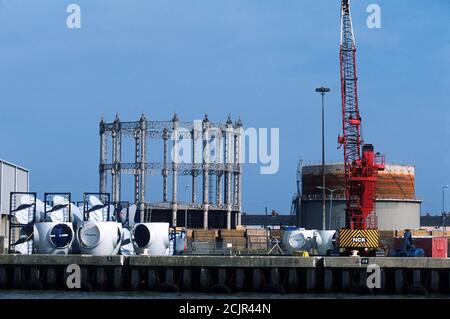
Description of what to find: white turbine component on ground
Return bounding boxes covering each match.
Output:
[282,229,320,255]
[45,195,68,222]
[132,223,169,256]
[121,204,137,227]
[87,195,108,221]
[14,241,31,255]
[69,204,83,254]
[12,226,34,254]
[76,221,122,255]
[316,230,337,256]
[108,204,116,221]
[34,222,74,255]
[14,194,46,224]
[71,203,83,227]
[119,228,135,256]
[172,232,186,255]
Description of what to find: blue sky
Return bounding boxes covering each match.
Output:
[0,0,448,214]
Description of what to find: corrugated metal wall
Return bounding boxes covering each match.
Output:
[300,199,421,230]
[0,160,29,239]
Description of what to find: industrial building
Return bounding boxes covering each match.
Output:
[0,160,29,248]
[297,163,421,230]
[99,114,243,230]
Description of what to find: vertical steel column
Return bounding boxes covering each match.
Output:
[112,114,122,203]
[139,114,147,222]
[162,128,169,202]
[191,128,197,203]
[225,116,233,229]
[134,130,140,205]
[111,133,117,203]
[202,115,210,230]
[172,113,179,227]
[216,130,222,206]
[99,117,108,194]
[233,130,239,205]
[236,119,243,225]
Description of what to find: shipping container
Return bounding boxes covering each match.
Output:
[394,236,448,258]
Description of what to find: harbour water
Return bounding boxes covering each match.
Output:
[0,291,449,299]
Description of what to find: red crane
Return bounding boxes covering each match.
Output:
[337,0,384,249]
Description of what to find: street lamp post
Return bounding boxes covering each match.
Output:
[185,185,190,229]
[443,185,448,236]
[315,86,330,231]
[317,186,336,230]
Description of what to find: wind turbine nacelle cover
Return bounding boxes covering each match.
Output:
[33,222,74,255]
[282,229,320,255]
[132,223,169,256]
[76,221,123,255]
[316,230,338,255]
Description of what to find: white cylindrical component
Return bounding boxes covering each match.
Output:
[282,230,306,254]
[282,229,320,255]
[34,222,74,255]
[132,222,169,256]
[317,230,337,256]
[76,221,123,255]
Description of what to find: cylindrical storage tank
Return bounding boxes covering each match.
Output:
[132,222,170,256]
[76,221,122,255]
[34,222,74,255]
[300,163,421,230]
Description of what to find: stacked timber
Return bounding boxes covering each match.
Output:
[186,229,194,239]
[193,229,218,242]
[220,229,246,249]
[397,229,429,237]
[246,228,268,250]
[429,230,450,237]
[270,229,283,241]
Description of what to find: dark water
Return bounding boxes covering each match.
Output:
[0,290,449,299]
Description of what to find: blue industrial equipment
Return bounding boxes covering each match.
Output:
[391,230,425,257]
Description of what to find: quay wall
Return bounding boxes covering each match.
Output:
[0,255,449,294]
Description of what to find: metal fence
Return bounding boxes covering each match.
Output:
[184,238,284,256]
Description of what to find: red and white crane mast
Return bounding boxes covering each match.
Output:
[338,0,384,233]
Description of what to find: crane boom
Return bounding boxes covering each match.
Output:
[338,0,384,238]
